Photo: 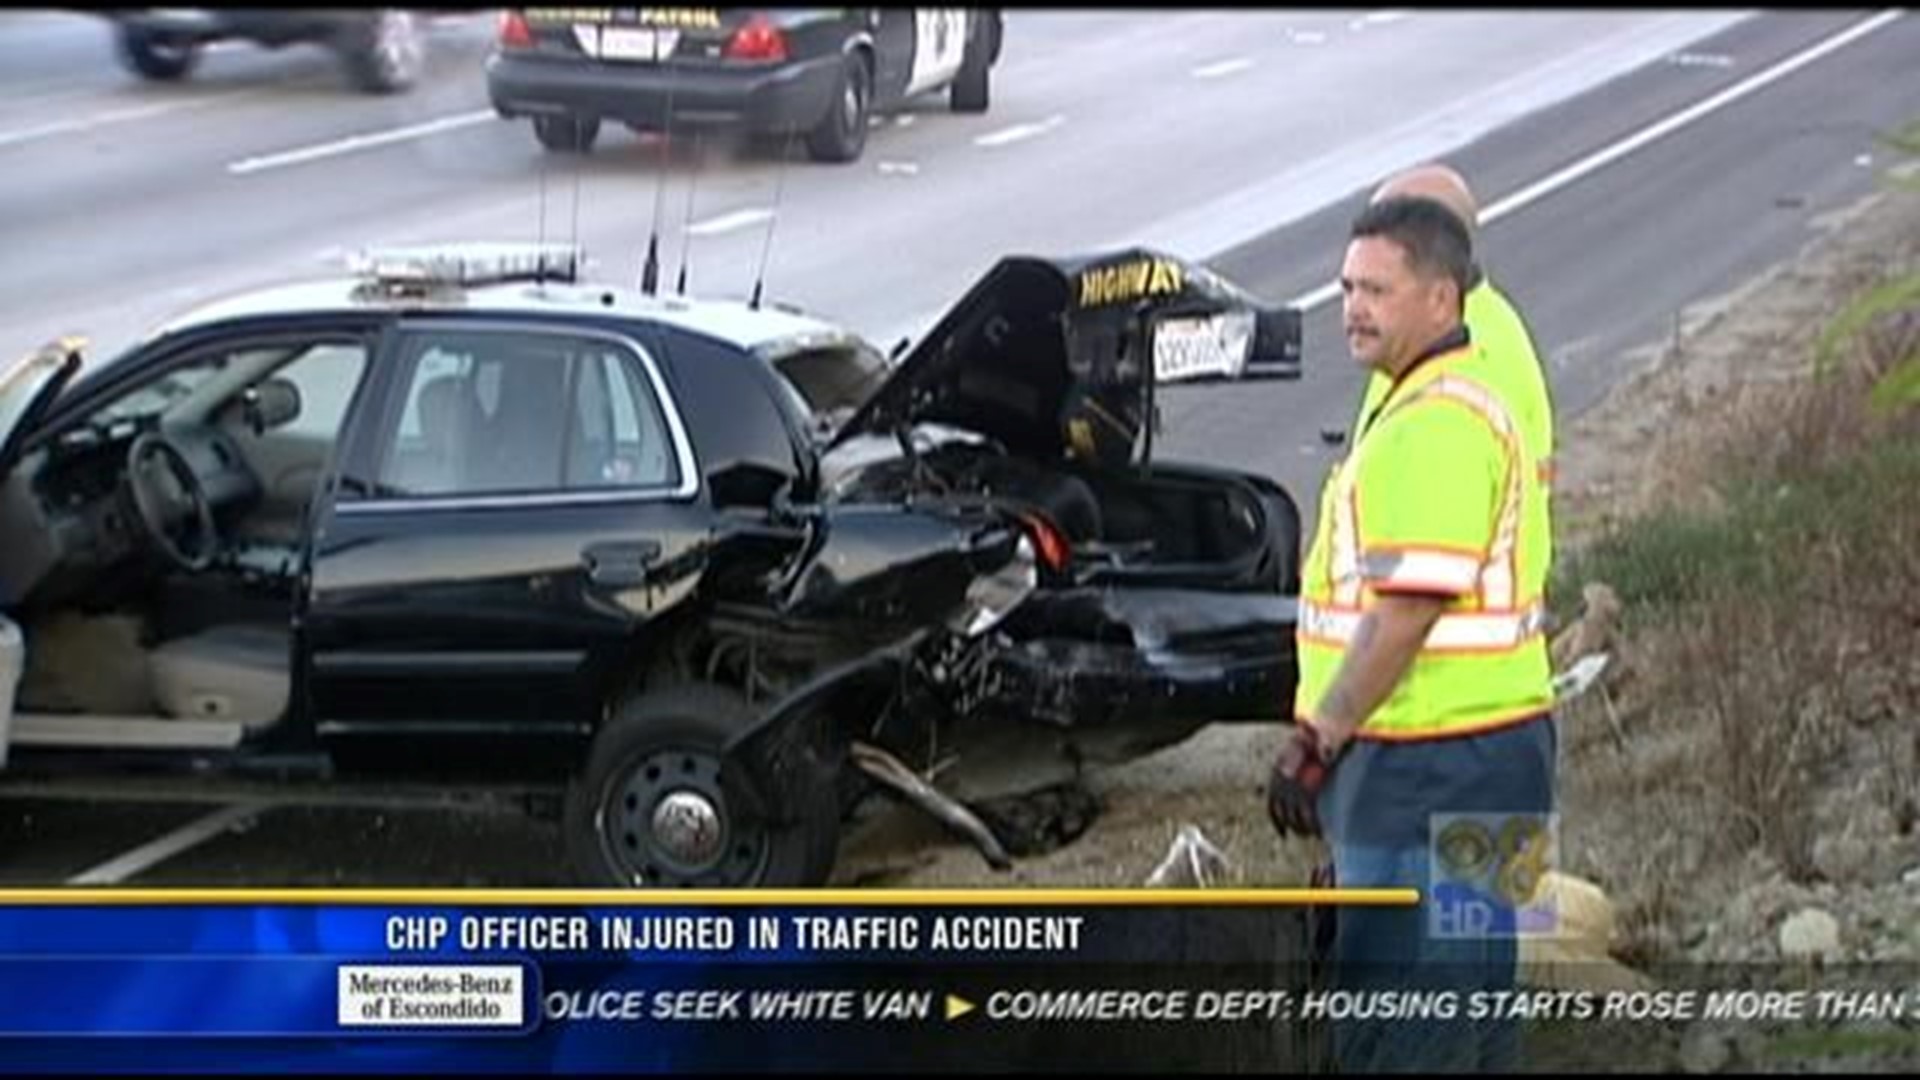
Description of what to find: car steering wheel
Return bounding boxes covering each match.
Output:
[125,431,219,572]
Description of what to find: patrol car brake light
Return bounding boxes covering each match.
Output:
[723,15,787,62]
[1015,512,1071,575]
[348,242,584,289]
[499,10,533,49]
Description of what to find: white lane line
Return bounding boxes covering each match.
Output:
[0,99,217,151]
[1354,10,1414,29]
[686,207,774,236]
[1668,51,1736,68]
[1192,57,1254,79]
[877,160,921,177]
[973,114,1066,148]
[1286,8,1905,311]
[227,108,496,175]
[1287,29,1327,46]
[65,803,269,886]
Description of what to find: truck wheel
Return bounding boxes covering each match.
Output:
[565,685,839,888]
[533,115,601,154]
[949,21,991,113]
[806,51,871,164]
[118,26,201,81]
[339,10,424,94]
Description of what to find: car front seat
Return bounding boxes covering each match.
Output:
[148,624,290,732]
[397,373,485,494]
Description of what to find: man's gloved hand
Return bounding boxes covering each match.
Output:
[1267,723,1333,838]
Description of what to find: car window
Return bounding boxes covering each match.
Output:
[272,343,368,439]
[566,348,678,489]
[377,329,678,498]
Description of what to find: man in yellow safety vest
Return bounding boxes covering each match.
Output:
[1269,196,1557,1073]
[1354,162,1556,555]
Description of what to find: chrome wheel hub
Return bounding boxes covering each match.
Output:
[651,790,724,867]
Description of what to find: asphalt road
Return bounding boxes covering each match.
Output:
[1,8,1915,887]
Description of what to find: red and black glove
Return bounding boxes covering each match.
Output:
[1267,723,1334,839]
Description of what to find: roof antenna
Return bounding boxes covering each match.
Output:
[568,114,586,280]
[675,129,704,295]
[641,30,683,296]
[536,133,551,283]
[749,127,799,310]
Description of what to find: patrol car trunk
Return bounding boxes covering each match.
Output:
[510,8,739,66]
[822,249,1303,591]
[820,440,1296,591]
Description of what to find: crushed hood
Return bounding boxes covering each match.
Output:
[833,250,1300,467]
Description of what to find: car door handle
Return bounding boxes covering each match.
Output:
[582,540,662,587]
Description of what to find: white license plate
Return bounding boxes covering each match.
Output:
[597,26,679,62]
[1153,315,1249,383]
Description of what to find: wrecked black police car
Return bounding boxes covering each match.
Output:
[0,242,1302,888]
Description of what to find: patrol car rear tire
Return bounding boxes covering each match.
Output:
[806,52,871,163]
[533,115,601,154]
[118,27,201,81]
[950,33,991,113]
[565,685,839,888]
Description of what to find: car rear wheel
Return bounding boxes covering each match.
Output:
[533,114,602,154]
[564,684,840,888]
[806,51,871,164]
[950,22,992,113]
[118,26,201,81]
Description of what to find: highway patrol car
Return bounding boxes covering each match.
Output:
[486,8,1003,162]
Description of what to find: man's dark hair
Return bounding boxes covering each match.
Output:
[1350,196,1474,303]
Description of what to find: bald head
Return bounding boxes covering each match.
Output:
[1371,164,1479,234]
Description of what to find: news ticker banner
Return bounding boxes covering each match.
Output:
[0,887,1362,1073]
[0,889,1915,1073]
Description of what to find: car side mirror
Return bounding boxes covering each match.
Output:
[241,377,302,436]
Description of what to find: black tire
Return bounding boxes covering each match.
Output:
[533,114,601,154]
[338,10,424,94]
[976,458,1101,543]
[806,51,871,164]
[532,114,601,154]
[118,26,200,81]
[564,684,840,888]
[949,20,991,113]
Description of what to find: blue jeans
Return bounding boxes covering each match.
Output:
[1326,843,1520,1074]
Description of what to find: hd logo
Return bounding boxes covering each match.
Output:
[1428,812,1560,939]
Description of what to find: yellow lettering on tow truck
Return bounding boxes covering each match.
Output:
[1076,258,1185,307]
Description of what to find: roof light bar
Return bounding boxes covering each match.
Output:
[348,242,585,289]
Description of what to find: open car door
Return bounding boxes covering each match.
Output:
[0,339,85,479]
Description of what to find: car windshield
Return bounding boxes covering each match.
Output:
[86,358,229,428]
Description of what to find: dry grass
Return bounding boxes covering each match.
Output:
[1552,241,1920,965]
